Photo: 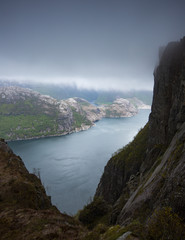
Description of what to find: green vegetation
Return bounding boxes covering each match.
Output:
[79,123,185,240]
[82,225,127,240]
[101,225,127,240]
[71,107,91,128]
[105,109,121,118]
[112,123,148,171]
[146,207,185,240]
[81,207,185,240]
[0,98,58,117]
[77,101,90,106]
[105,109,112,117]
[79,124,150,236]
[0,97,92,140]
[78,197,111,229]
[0,114,59,140]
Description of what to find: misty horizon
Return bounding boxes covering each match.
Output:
[1,0,185,91]
[0,77,154,94]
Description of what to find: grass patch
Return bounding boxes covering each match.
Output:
[0,115,59,140]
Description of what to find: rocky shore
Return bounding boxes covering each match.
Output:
[0,86,150,141]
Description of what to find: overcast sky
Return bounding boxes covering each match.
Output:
[0,0,185,91]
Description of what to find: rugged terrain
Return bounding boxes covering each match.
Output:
[0,38,184,240]
[0,86,149,141]
[0,139,86,240]
[79,38,185,239]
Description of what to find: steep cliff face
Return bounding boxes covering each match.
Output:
[94,37,185,230]
[149,40,185,147]
[140,38,185,173]
[0,139,85,239]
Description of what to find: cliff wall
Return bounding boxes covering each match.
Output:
[94,37,185,229]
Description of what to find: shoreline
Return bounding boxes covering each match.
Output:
[7,124,93,142]
[6,109,151,142]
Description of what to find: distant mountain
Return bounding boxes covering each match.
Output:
[0,86,97,140]
[0,86,149,141]
[0,80,153,105]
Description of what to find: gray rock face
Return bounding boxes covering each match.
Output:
[141,37,185,172]
[148,38,185,148]
[95,158,126,205]
[100,98,138,118]
[116,231,132,240]
[117,122,185,225]
[94,37,185,226]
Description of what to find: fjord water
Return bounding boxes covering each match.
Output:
[9,109,150,215]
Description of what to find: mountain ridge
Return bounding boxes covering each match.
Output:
[0,80,153,105]
[0,86,149,141]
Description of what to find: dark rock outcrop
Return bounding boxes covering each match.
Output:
[149,39,185,147]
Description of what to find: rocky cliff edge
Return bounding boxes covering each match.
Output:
[80,37,185,239]
[0,139,86,240]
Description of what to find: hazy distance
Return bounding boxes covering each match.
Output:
[0,0,185,91]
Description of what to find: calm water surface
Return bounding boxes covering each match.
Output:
[9,109,150,215]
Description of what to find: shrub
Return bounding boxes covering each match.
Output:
[78,197,110,229]
[146,207,185,240]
